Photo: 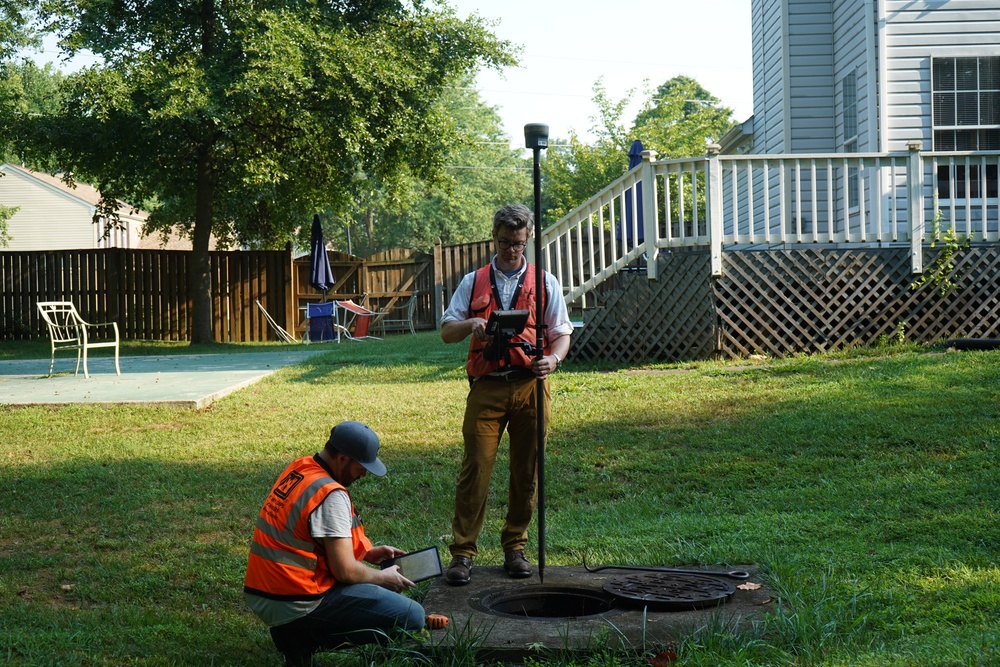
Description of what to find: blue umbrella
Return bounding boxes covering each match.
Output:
[622,140,645,246]
[309,214,335,296]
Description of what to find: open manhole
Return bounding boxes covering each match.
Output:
[472,586,616,620]
[603,572,736,611]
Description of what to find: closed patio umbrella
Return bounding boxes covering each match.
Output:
[621,139,645,247]
[309,214,335,297]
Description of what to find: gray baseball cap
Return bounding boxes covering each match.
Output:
[327,421,386,477]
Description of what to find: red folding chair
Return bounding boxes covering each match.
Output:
[333,300,387,341]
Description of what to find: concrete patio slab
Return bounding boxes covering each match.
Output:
[0,350,327,409]
[420,564,771,662]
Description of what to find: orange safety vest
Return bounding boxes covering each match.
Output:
[466,263,550,379]
[244,455,373,600]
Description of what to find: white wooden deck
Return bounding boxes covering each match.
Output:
[539,143,1000,309]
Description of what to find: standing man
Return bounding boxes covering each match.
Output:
[440,204,572,586]
[244,421,424,666]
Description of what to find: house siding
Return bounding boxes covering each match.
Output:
[752,0,837,154]
[788,0,835,153]
[0,165,146,251]
[749,0,1000,154]
[752,0,787,153]
[0,168,98,250]
[882,0,1000,152]
[832,0,872,150]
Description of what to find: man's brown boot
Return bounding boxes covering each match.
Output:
[445,556,472,586]
[503,549,532,579]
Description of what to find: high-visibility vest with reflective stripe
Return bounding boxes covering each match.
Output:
[466,263,549,378]
[244,455,373,600]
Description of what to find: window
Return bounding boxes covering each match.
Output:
[933,56,1000,199]
[843,72,859,147]
[842,71,860,208]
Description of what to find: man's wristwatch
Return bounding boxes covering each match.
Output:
[552,353,562,370]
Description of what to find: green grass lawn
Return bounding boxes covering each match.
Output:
[1,334,998,666]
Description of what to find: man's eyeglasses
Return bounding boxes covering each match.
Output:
[497,239,527,250]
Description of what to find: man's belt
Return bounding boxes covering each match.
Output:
[475,368,535,382]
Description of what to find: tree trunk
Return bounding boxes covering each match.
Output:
[190,0,217,345]
[365,206,375,253]
[190,147,215,344]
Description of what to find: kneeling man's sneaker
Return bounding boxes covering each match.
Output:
[445,556,472,586]
[503,549,532,579]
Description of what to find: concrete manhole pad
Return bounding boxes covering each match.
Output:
[420,565,771,660]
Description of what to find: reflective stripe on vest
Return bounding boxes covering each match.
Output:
[466,263,550,378]
[244,455,372,600]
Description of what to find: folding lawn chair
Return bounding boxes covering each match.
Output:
[306,301,340,343]
[333,300,387,341]
[255,299,298,343]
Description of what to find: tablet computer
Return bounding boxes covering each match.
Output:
[380,546,443,583]
[485,309,529,336]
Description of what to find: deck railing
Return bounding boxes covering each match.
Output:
[540,142,1000,307]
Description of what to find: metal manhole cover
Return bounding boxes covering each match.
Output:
[603,572,736,611]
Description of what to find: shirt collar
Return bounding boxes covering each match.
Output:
[490,255,527,279]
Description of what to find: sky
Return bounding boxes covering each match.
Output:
[446,0,755,145]
[27,0,755,146]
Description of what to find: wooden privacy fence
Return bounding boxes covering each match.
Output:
[1,248,292,342]
[1,241,496,342]
[289,241,493,336]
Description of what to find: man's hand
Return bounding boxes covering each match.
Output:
[379,565,416,593]
[441,317,489,344]
[323,537,414,592]
[531,354,559,379]
[364,545,405,565]
[532,334,570,379]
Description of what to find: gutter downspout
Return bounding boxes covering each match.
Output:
[875,0,888,152]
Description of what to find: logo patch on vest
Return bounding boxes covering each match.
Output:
[274,470,305,500]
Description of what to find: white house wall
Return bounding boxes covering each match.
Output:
[751,0,838,154]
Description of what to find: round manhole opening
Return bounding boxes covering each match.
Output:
[472,586,615,619]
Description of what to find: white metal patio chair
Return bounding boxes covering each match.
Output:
[36,301,121,378]
[376,291,419,336]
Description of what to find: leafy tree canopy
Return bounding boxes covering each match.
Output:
[0,58,64,165]
[542,79,631,222]
[0,4,44,245]
[542,75,735,225]
[0,0,38,60]
[311,76,530,255]
[632,75,734,158]
[13,0,516,341]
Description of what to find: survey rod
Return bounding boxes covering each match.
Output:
[524,122,549,584]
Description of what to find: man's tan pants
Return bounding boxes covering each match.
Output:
[450,376,550,558]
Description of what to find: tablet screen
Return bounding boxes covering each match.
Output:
[380,546,443,582]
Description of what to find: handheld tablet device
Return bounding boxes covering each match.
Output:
[380,546,443,583]
[485,309,529,337]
